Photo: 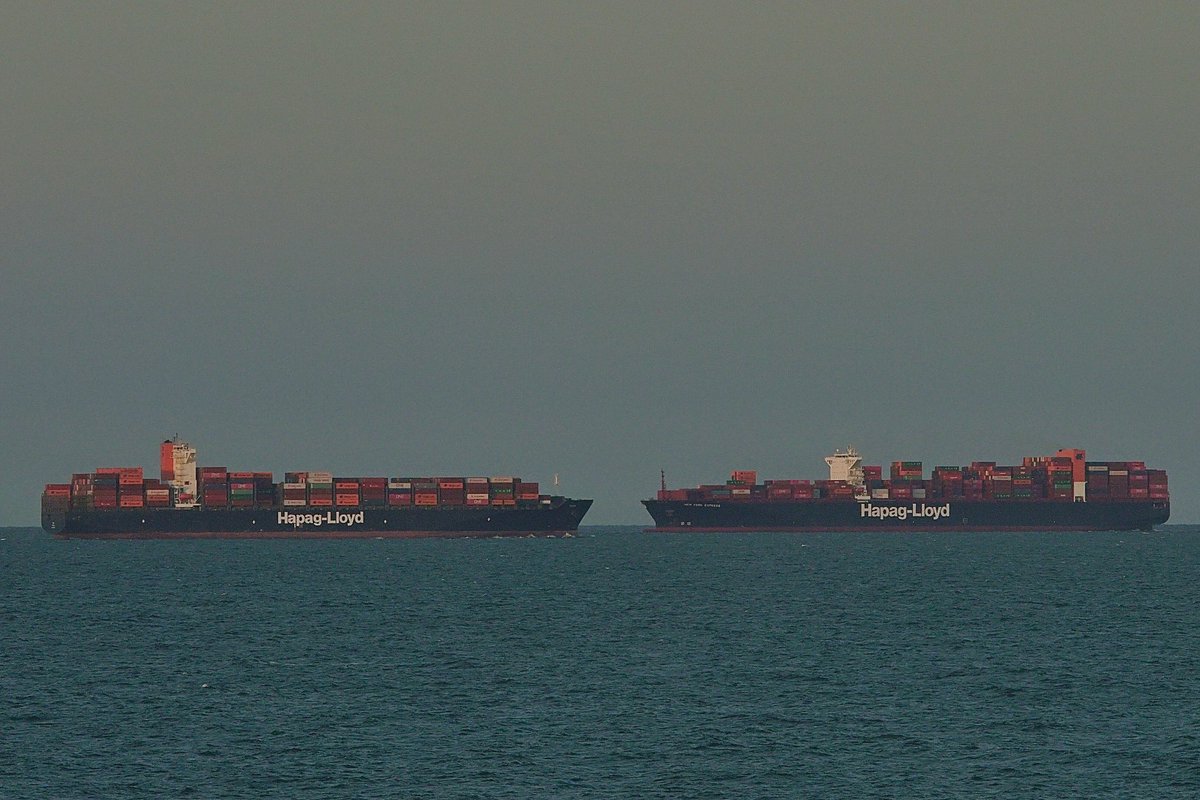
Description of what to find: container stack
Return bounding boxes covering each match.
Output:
[69,474,94,511]
[1012,466,1035,500]
[145,480,172,508]
[1086,464,1109,501]
[490,477,516,506]
[466,478,490,506]
[93,470,119,509]
[437,478,465,506]
[413,479,437,506]
[42,484,71,518]
[119,468,145,508]
[890,462,922,481]
[932,467,963,498]
[282,477,307,507]
[201,467,228,508]
[765,480,798,502]
[360,477,386,506]
[307,472,333,507]
[1148,470,1169,500]
[815,480,854,500]
[335,479,360,507]
[252,473,274,507]
[1107,464,1129,500]
[1128,470,1149,500]
[868,477,889,499]
[388,479,412,506]
[229,472,255,508]
[1048,458,1073,500]
[990,467,1012,500]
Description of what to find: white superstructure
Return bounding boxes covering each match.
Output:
[163,439,198,507]
[825,447,866,493]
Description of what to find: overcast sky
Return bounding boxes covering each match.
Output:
[3,2,1197,524]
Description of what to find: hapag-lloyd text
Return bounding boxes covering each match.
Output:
[278,511,365,528]
[859,503,951,521]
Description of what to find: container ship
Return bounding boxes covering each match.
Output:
[42,439,592,539]
[644,447,1169,532]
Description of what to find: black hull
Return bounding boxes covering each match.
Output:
[44,498,593,540]
[642,498,1169,532]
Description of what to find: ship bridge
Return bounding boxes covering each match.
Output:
[825,447,867,494]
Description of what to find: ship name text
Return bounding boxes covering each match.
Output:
[858,503,951,521]
[278,511,365,528]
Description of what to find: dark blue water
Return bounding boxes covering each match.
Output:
[4,526,1199,799]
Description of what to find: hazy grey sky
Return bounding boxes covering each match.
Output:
[3,2,1198,524]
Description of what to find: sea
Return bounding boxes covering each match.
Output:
[3,525,1199,799]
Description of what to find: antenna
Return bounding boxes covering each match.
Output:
[661,469,666,492]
